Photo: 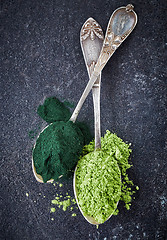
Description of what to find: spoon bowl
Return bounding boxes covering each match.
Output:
[73,166,99,225]
[74,154,121,225]
[32,124,54,183]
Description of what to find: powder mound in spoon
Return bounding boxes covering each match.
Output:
[76,150,121,224]
[37,97,71,123]
[33,96,92,183]
[33,121,90,182]
[76,130,137,223]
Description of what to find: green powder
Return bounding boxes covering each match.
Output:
[33,96,92,183]
[50,208,56,213]
[52,198,71,211]
[33,121,92,182]
[76,130,138,223]
[76,149,121,224]
[33,97,138,222]
[37,97,71,123]
[50,182,77,216]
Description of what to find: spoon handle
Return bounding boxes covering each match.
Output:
[92,73,101,149]
[70,4,137,123]
[70,72,99,122]
[79,18,104,149]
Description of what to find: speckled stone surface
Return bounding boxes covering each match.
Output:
[0,0,167,239]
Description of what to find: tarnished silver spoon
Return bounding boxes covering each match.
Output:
[32,19,103,183]
[73,17,121,226]
[80,17,104,149]
[73,4,137,224]
[73,17,104,224]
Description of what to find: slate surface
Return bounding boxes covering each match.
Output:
[0,0,167,239]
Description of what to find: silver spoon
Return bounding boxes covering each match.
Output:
[73,17,105,225]
[32,20,103,183]
[73,4,137,224]
[80,17,104,149]
[73,17,121,225]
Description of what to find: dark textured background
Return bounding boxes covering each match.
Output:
[0,0,167,239]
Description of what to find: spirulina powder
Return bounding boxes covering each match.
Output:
[37,97,71,123]
[33,97,92,183]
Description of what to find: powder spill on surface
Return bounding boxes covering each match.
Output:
[72,213,76,217]
[52,199,71,211]
[33,96,92,183]
[76,130,138,223]
[50,182,77,218]
[50,208,56,213]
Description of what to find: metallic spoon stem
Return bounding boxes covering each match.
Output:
[79,17,104,149]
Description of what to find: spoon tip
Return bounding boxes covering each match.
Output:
[86,17,95,22]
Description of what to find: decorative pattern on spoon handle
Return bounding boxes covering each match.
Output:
[80,18,104,41]
[80,18,104,149]
[94,4,137,73]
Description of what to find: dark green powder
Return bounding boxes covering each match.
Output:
[37,97,71,123]
[33,97,92,183]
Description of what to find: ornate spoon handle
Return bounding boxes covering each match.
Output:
[70,4,137,122]
[80,18,104,149]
